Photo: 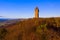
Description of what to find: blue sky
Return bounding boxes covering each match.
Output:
[0,0,60,18]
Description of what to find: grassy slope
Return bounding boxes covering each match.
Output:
[0,18,60,40]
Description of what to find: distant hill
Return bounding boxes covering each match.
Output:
[0,19,9,22]
[0,17,60,40]
[0,17,18,22]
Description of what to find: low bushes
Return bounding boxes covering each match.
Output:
[0,28,8,40]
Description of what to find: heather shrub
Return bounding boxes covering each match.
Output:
[36,24,48,40]
[0,28,8,40]
[36,24,47,33]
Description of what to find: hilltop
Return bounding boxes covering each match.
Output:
[0,17,60,40]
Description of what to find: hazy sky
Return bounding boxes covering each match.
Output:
[0,0,60,18]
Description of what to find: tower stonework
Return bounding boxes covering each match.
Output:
[35,7,39,18]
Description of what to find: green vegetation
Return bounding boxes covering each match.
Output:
[36,24,48,40]
[36,24,47,33]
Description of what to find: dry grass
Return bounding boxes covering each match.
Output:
[0,18,60,40]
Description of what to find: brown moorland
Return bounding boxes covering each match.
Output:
[0,18,60,40]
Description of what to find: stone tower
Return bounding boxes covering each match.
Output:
[35,7,39,18]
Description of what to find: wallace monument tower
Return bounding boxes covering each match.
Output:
[34,7,39,18]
